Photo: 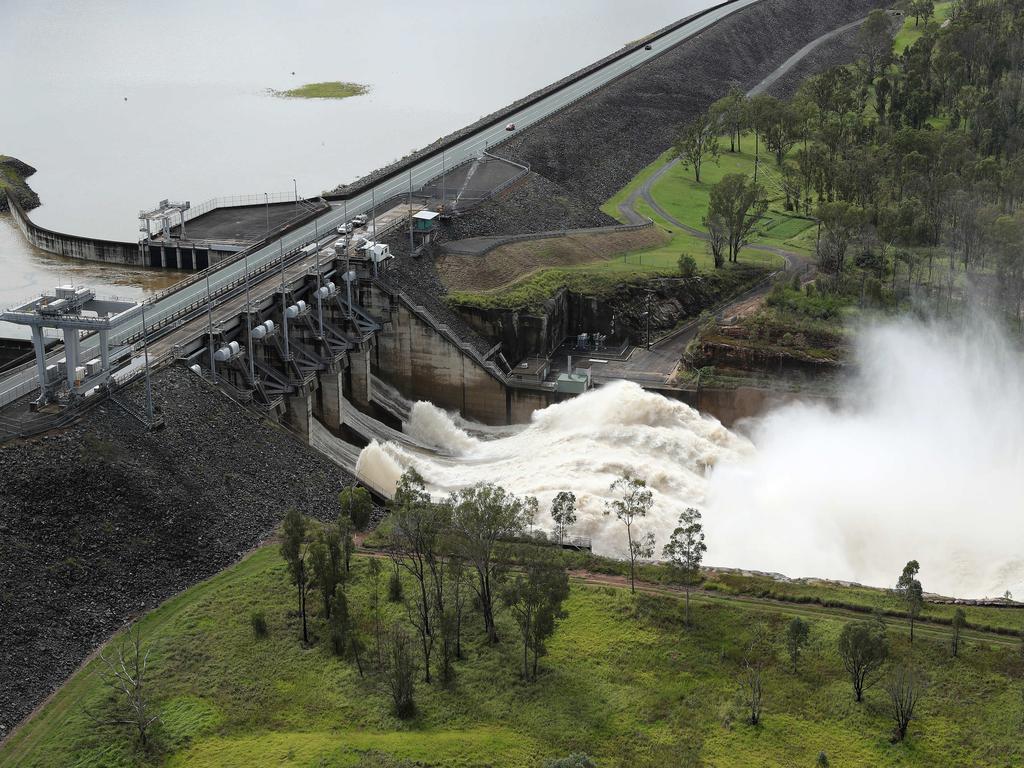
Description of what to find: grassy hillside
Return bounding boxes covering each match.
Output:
[602,138,817,259]
[892,2,954,54]
[4,546,1022,768]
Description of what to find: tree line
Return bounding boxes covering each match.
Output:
[673,1,1024,324]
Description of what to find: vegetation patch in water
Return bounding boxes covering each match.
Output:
[269,81,369,100]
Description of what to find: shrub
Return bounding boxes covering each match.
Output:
[678,253,698,277]
[388,571,404,602]
[339,486,373,530]
[383,623,416,718]
[545,755,597,768]
[250,612,268,638]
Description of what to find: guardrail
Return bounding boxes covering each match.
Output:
[180,192,301,224]
[322,0,752,206]
[371,278,510,384]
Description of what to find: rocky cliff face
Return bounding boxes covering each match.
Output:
[454,267,765,362]
[0,366,355,735]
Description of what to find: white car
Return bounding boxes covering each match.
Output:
[352,214,368,227]
[336,223,353,235]
[505,123,516,132]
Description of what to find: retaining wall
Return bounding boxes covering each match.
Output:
[7,194,145,266]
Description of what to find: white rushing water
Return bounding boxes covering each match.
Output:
[356,318,1024,599]
[356,379,753,559]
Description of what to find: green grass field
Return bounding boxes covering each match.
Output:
[270,82,369,100]
[446,225,721,311]
[5,546,1023,768]
[601,137,816,258]
[892,2,954,54]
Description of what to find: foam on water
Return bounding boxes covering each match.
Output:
[356,317,1024,598]
[356,380,751,560]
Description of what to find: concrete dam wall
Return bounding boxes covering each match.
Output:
[7,193,145,267]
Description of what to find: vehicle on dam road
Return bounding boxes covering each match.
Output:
[505,122,516,131]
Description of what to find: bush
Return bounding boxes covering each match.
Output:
[250,612,268,638]
[678,253,698,277]
[388,571,404,602]
[339,486,373,530]
[545,756,597,768]
[383,623,416,718]
[766,285,846,320]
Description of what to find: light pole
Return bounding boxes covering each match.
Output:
[408,169,414,256]
[244,252,255,386]
[264,192,270,237]
[206,271,216,383]
[293,178,298,212]
[280,240,290,362]
[645,290,653,350]
[140,303,154,424]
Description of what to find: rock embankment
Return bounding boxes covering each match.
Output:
[0,156,41,213]
[492,0,886,208]
[0,366,356,736]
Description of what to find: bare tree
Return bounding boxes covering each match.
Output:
[740,626,770,726]
[604,475,654,593]
[367,557,384,668]
[885,665,927,742]
[87,625,160,747]
[382,622,417,719]
[858,9,894,84]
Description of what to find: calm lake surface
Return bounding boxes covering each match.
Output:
[0,0,715,338]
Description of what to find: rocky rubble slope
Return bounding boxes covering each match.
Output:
[0,367,355,735]
[493,0,886,208]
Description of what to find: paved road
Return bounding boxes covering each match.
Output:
[1,0,765,407]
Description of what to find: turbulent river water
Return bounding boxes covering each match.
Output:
[356,318,1024,600]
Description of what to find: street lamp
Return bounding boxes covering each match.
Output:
[264,192,270,237]
[244,251,255,386]
[206,271,216,383]
[293,178,298,212]
[140,303,154,424]
[645,290,654,350]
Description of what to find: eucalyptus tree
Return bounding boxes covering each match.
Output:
[450,483,527,643]
[663,507,707,626]
[604,474,654,593]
